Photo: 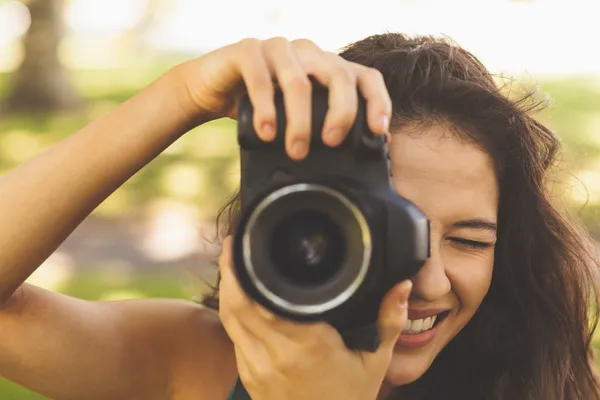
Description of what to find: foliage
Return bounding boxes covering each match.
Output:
[0,67,598,396]
[1,69,598,232]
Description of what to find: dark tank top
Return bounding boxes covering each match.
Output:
[228,378,250,399]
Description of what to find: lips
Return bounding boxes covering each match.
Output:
[396,309,452,349]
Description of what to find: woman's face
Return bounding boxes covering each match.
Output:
[384,124,498,386]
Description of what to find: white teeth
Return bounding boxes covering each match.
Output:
[402,315,438,334]
[412,318,423,331]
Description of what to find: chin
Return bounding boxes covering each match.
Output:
[384,351,435,386]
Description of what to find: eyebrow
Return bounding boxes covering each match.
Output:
[452,219,498,232]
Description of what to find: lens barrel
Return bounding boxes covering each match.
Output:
[241,183,372,316]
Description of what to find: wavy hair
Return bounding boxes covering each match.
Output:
[204,33,600,399]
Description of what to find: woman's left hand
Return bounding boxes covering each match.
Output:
[218,236,412,400]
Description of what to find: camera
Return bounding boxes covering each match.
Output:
[231,84,430,352]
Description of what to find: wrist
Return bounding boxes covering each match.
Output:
[163,62,213,131]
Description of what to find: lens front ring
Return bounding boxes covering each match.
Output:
[242,183,372,316]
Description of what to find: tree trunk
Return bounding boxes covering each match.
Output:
[4,0,80,113]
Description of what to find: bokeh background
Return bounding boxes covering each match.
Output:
[0,0,599,398]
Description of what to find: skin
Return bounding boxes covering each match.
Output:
[383,127,497,388]
[0,37,495,400]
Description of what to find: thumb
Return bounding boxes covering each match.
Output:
[377,280,412,348]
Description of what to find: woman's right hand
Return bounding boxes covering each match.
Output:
[172,37,392,160]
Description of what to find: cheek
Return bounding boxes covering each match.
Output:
[446,251,494,320]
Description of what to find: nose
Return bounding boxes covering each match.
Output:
[410,244,451,302]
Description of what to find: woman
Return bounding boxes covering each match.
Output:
[0,32,598,399]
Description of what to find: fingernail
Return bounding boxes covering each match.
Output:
[291,140,307,158]
[261,122,275,140]
[380,115,390,132]
[399,280,413,301]
[325,128,341,145]
[398,300,408,309]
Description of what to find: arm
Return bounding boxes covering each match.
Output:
[0,36,390,400]
[0,284,238,400]
[0,70,198,304]
[0,69,226,399]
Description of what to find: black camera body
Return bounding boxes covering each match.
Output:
[232,84,430,352]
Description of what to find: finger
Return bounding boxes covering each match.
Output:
[218,236,256,330]
[235,39,277,141]
[218,249,290,370]
[376,280,412,349]
[218,236,294,344]
[218,273,266,363]
[263,37,312,160]
[321,60,358,147]
[218,235,238,293]
[350,64,392,136]
[218,236,279,329]
[292,42,359,147]
[218,235,337,363]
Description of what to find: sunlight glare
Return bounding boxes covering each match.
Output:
[25,252,75,292]
[140,200,202,262]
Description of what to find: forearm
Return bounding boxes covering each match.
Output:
[0,69,200,303]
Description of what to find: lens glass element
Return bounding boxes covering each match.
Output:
[270,210,345,286]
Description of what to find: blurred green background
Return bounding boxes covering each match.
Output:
[0,0,599,398]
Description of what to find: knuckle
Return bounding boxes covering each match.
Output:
[369,69,388,89]
[238,37,261,51]
[251,364,275,385]
[366,65,383,78]
[273,351,298,373]
[266,36,290,47]
[291,38,319,51]
[250,75,274,94]
[284,75,312,93]
[333,65,356,84]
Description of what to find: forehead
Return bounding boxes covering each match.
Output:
[389,124,499,223]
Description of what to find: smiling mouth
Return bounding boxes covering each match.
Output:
[402,311,450,334]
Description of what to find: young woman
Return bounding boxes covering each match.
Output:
[0,33,598,400]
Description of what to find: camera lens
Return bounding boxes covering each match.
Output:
[270,210,345,286]
[239,183,372,316]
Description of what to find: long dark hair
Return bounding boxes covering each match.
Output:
[204,33,600,399]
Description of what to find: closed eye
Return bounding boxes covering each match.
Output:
[448,237,494,250]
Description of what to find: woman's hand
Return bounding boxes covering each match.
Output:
[172,37,392,160]
[219,236,412,400]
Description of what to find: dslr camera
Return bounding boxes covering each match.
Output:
[232,84,430,352]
